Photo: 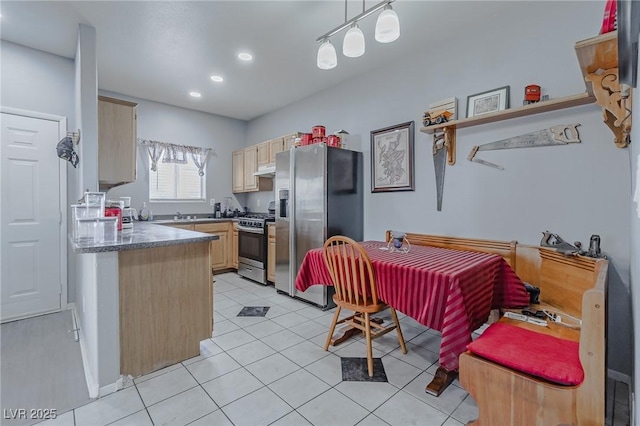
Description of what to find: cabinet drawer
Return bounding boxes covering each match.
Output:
[195,222,230,233]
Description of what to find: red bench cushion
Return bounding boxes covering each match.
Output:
[466,322,584,386]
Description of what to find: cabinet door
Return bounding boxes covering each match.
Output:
[257,142,270,167]
[98,96,138,188]
[232,223,239,269]
[269,138,284,164]
[232,150,245,193]
[283,133,300,151]
[164,223,195,230]
[244,146,258,191]
[195,223,230,271]
[211,232,228,271]
[267,225,275,282]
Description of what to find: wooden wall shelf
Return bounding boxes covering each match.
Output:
[420,92,595,135]
[574,30,632,148]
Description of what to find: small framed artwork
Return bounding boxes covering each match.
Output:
[466,86,510,118]
[370,121,415,193]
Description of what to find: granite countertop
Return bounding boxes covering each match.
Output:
[151,217,238,225]
[71,222,220,254]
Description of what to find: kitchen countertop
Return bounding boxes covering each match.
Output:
[151,217,238,225]
[71,222,219,254]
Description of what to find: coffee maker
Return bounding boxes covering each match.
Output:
[214,202,221,218]
[120,197,136,231]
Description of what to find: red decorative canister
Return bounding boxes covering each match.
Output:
[327,135,341,147]
[312,125,326,138]
[312,137,322,144]
[301,133,313,146]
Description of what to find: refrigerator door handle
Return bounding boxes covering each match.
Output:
[289,148,296,296]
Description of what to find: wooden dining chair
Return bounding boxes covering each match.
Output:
[322,236,407,376]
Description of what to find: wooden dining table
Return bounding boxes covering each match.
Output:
[295,240,530,396]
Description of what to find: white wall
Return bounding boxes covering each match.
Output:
[0,40,75,124]
[246,1,633,375]
[99,91,248,216]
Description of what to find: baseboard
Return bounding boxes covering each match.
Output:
[69,304,99,399]
[608,368,632,385]
[98,377,123,398]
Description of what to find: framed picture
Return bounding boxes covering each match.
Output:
[370,121,414,193]
[466,86,510,118]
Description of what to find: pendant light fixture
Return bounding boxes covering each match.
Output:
[375,4,400,43]
[317,39,338,70]
[316,0,399,70]
[343,23,365,57]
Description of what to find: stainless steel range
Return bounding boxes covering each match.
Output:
[237,214,274,285]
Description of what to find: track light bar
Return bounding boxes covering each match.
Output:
[316,0,395,43]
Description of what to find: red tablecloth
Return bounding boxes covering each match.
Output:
[295,241,529,371]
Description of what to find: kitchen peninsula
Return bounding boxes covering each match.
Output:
[71,222,218,385]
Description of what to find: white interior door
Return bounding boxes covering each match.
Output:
[1,112,62,322]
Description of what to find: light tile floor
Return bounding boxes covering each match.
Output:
[38,272,629,426]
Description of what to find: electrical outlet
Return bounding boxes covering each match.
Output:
[210,198,215,207]
[257,199,261,207]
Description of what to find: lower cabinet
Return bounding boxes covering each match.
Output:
[166,223,195,231]
[267,224,275,282]
[195,222,231,272]
[232,222,239,269]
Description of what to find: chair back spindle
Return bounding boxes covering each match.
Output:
[323,236,378,308]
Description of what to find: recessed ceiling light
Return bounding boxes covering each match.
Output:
[238,52,253,61]
[210,75,224,83]
[189,91,202,98]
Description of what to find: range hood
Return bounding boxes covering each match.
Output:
[253,165,276,177]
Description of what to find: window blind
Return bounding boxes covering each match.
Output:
[149,158,205,201]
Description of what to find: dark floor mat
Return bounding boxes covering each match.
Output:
[237,306,270,317]
[341,357,388,382]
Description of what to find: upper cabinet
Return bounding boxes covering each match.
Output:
[231,132,300,193]
[231,146,273,193]
[98,96,138,189]
[232,149,244,192]
[268,137,285,164]
[257,141,270,167]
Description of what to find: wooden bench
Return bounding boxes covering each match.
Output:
[460,245,608,426]
[383,232,607,423]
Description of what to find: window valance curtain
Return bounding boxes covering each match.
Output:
[138,139,212,176]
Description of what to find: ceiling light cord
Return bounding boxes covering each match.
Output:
[316,0,399,69]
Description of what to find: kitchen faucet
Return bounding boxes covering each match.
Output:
[176,211,183,219]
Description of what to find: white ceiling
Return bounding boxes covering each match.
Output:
[1,1,532,121]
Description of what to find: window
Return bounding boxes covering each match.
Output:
[149,158,205,201]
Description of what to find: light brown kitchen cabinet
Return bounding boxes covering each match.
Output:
[257,141,270,167]
[98,96,138,189]
[267,224,275,282]
[195,223,231,271]
[165,223,195,230]
[268,138,284,163]
[244,146,259,191]
[232,150,244,192]
[232,222,238,269]
[232,146,272,193]
[283,133,300,151]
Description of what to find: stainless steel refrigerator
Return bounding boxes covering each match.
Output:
[275,144,363,309]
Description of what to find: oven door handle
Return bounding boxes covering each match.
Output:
[238,226,264,234]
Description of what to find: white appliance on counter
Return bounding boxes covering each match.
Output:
[274,144,363,309]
